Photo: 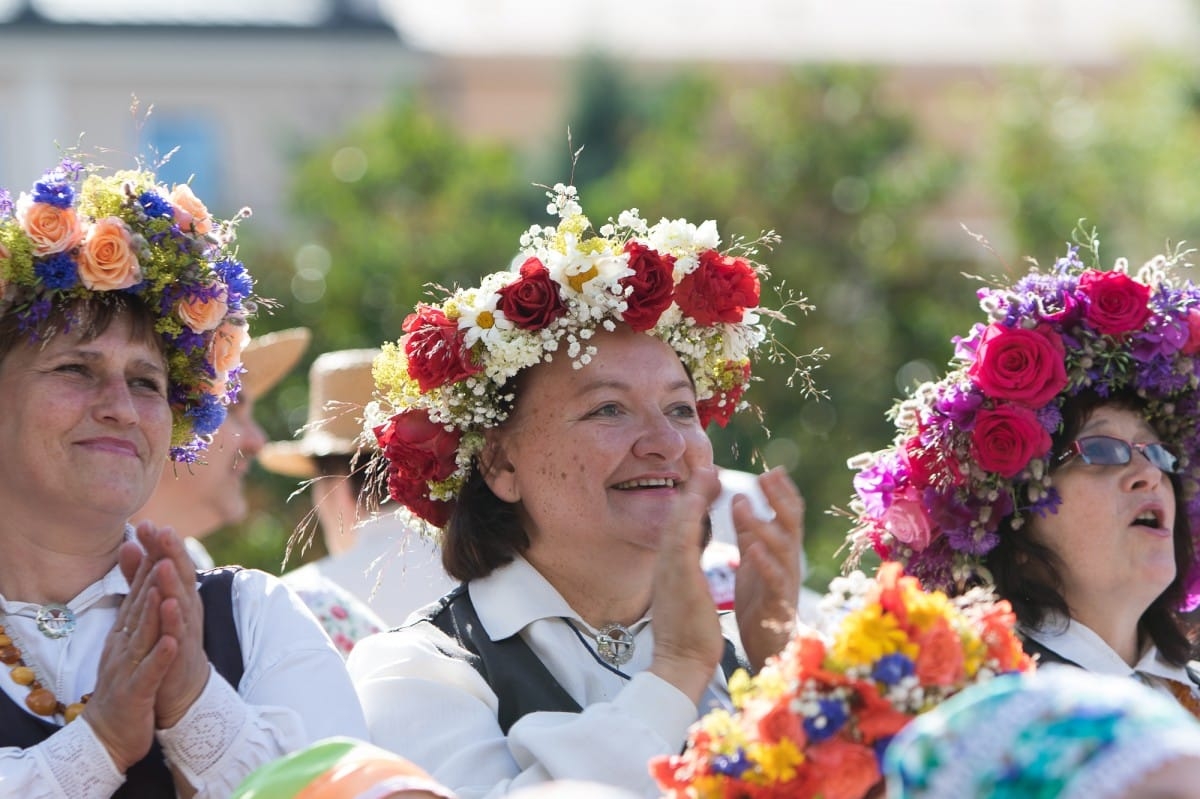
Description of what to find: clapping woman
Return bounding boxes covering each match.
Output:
[348,184,809,797]
[844,234,1200,713]
[0,156,366,797]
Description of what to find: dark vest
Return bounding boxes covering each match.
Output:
[414,584,746,734]
[0,567,246,798]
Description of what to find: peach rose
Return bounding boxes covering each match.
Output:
[78,217,142,291]
[17,196,83,256]
[208,322,249,394]
[178,285,229,333]
[170,184,212,235]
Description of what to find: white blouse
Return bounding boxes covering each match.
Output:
[348,555,731,798]
[0,562,369,798]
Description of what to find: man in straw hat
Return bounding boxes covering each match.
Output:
[135,326,312,568]
[262,348,456,628]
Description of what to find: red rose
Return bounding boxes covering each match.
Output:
[388,472,454,528]
[967,323,1068,407]
[675,250,760,325]
[402,304,482,391]
[497,257,567,330]
[619,242,676,331]
[697,360,752,428]
[969,404,1051,478]
[374,410,462,484]
[755,698,807,746]
[914,617,965,686]
[807,738,881,799]
[1077,269,1152,336]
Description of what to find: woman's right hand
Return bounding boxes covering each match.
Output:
[82,540,179,773]
[649,464,725,704]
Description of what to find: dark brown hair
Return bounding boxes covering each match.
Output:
[983,389,1195,665]
[0,295,161,364]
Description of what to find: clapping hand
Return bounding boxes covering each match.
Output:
[731,467,804,671]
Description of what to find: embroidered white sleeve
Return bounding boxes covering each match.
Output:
[37,718,125,799]
[156,666,248,789]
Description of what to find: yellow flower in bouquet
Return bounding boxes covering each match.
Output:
[650,563,1033,799]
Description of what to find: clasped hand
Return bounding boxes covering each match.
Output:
[83,522,209,774]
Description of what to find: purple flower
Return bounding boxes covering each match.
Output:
[0,188,12,218]
[854,452,907,517]
[1036,403,1062,434]
[932,382,982,428]
[1131,316,1187,362]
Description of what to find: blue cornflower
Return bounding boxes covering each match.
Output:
[710,750,752,778]
[872,653,915,686]
[802,698,848,742]
[138,191,174,219]
[214,259,253,303]
[32,179,75,209]
[188,393,227,437]
[34,253,79,290]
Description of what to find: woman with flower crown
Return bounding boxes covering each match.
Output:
[843,230,1200,716]
[347,184,809,797]
[0,157,368,798]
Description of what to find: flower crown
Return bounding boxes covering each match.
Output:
[0,157,258,461]
[367,183,807,528]
[651,562,1033,799]
[840,231,1200,606]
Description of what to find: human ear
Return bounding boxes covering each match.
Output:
[480,430,520,503]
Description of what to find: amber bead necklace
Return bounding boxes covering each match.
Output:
[0,619,90,722]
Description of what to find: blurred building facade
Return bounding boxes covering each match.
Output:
[0,0,422,231]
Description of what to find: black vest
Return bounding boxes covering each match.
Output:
[0,567,246,798]
[414,584,746,734]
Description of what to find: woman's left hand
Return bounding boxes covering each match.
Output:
[732,467,805,671]
[122,522,210,730]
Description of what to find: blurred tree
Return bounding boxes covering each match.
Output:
[206,92,534,571]
[983,60,1200,260]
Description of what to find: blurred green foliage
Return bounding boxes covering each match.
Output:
[206,58,1200,590]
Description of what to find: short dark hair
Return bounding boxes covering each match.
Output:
[984,389,1195,665]
[0,295,161,365]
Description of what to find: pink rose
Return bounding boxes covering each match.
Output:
[496,257,566,330]
[967,323,1068,407]
[1077,269,1152,336]
[970,404,1052,478]
[674,250,760,325]
[619,241,675,332]
[208,322,249,394]
[77,217,141,291]
[1181,308,1200,356]
[18,199,82,256]
[880,487,934,551]
[169,184,212,235]
[178,285,229,333]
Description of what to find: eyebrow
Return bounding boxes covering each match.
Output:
[59,348,167,376]
[577,377,694,395]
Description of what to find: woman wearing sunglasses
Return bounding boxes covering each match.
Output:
[843,236,1200,714]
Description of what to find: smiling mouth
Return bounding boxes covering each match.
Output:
[612,478,678,490]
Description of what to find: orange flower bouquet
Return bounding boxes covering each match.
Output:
[650,563,1034,799]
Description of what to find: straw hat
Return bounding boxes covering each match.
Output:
[258,348,380,478]
[240,327,312,400]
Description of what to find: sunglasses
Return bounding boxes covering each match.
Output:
[1056,435,1178,474]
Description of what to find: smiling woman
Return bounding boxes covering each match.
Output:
[347,183,815,797]
[0,155,367,798]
